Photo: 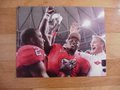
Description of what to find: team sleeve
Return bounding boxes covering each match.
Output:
[33,46,46,62]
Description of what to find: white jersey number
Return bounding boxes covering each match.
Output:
[34,47,42,56]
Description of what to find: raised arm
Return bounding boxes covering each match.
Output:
[37,7,55,54]
[49,13,63,44]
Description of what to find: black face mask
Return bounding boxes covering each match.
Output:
[60,59,76,76]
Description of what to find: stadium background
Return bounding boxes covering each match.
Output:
[17,7,105,51]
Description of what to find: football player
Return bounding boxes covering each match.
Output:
[39,8,90,76]
[47,23,90,77]
[16,29,49,77]
[38,7,90,77]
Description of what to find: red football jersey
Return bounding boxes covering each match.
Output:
[17,45,46,67]
[47,44,75,76]
[71,54,90,76]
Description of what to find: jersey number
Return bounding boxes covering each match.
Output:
[34,47,41,56]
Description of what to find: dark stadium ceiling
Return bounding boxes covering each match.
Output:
[17,7,105,51]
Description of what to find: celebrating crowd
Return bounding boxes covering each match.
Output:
[16,7,106,77]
